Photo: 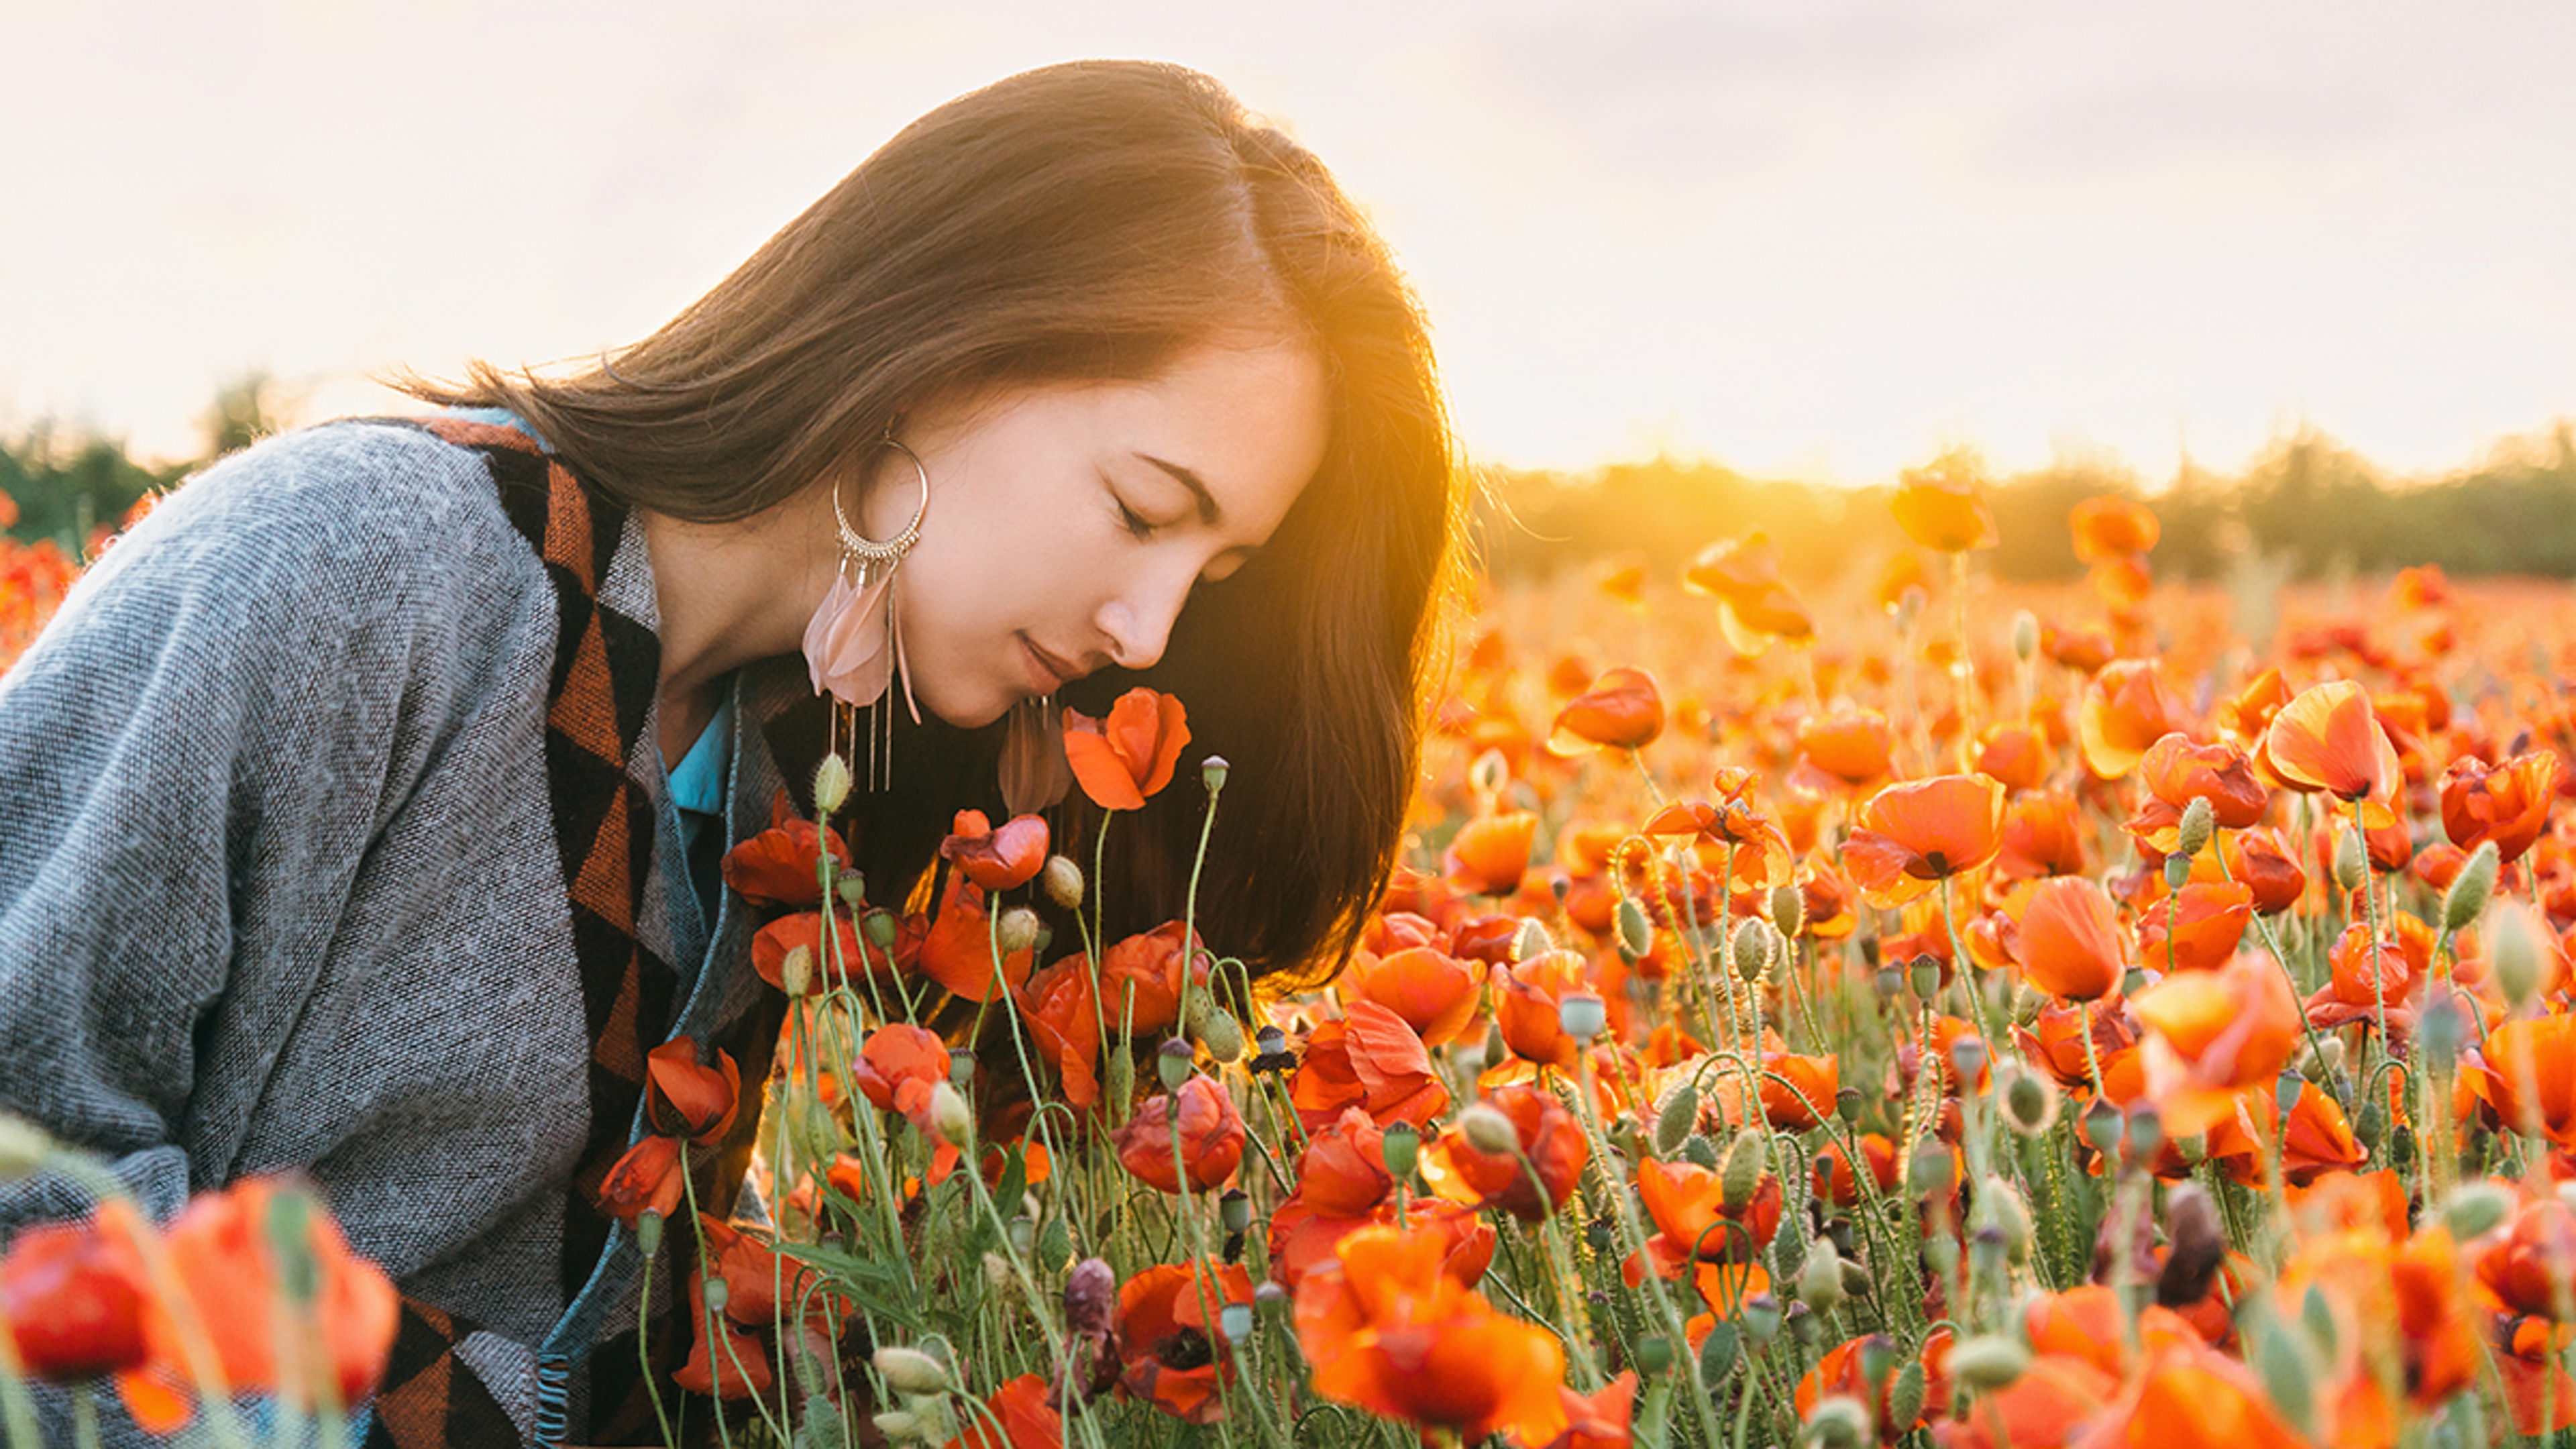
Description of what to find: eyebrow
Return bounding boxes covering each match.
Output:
[1138,453,1222,527]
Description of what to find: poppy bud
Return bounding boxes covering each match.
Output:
[2000,1067,2059,1137]
[1948,1334,2030,1391]
[1615,897,1654,960]
[949,1048,976,1088]
[1733,918,1775,983]
[1858,1335,1900,1393]
[1654,1085,1700,1156]
[1380,1122,1420,1181]
[1040,855,1085,910]
[997,907,1040,955]
[2010,609,2040,663]
[780,945,813,997]
[863,909,899,951]
[1008,1217,1035,1256]
[2354,1095,2385,1148]
[875,1344,952,1397]
[1770,883,1806,940]
[2493,903,2548,1006]
[1720,1127,1768,1210]
[2442,1183,2512,1240]
[1157,1038,1194,1093]
[1887,1360,1927,1429]
[1803,1395,1870,1449]
[1796,1236,1844,1310]
[1199,1006,1245,1064]
[1064,1256,1115,1338]
[928,1081,973,1146]
[1558,991,1607,1041]
[1632,1334,1674,1376]
[813,753,853,817]
[1740,1292,1782,1344]
[2418,993,2467,1069]
[1106,1049,1136,1106]
[2081,1098,2123,1158]
[2445,841,2499,933]
[1201,754,1230,794]
[873,1411,928,1444]
[2162,853,2191,891]
[1699,1320,1741,1386]
[2125,1104,2164,1162]
[1515,917,1556,963]
[2332,828,2367,892]
[2176,796,2214,859]
[1458,1101,1517,1156]
[1907,956,1941,1002]
[1908,1142,1953,1198]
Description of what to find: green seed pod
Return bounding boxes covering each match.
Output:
[635,1208,664,1256]
[1909,1141,1953,1199]
[2010,609,2041,663]
[1835,1087,1864,1124]
[1740,1293,1782,1344]
[1156,1038,1194,1093]
[1797,1236,1845,1311]
[1802,1395,1870,1449]
[1557,992,1607,1040]
[1720,1127,1768,1210]
[2163,853,2192,891]
[1041,855,1085,910]
[1199,1006,1246,1063]
[1857,1336,1900,1391]
[2332,828,2367,892]
[2444,841,2498,932]
[2442,1181,2512,1240]
[838,875,867,912]
[1381,1122,1421,1181]
[1632,1335,1674,1376]
[2176,796,2215,859]
[1947,1334,2031,1391]
[1973,1177,2033,1263]
[1733,918,1776,983]
[1887,1360,1927,1429]
[1907,955,1942,1002]
[1617,897,1654,960]
[2124,1104,2165,1163]
[812,753,853,818]
[1201,755,1230,794]
[2354,1095,2386,1148]
[863,909,900,951]
[1654,1085,1701,1157]
[1771,883,1807,940]
[2000,1068,2059,1137]
[2080,1099,2124,1159]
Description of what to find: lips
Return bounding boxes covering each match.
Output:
[1020,635,1083,694]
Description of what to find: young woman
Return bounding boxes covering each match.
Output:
[0,60,1464,1445]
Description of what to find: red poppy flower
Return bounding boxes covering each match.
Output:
[1115,1075,1246,1193]
[1338,945,1485,1046]
[1289,1000,1452,1132]
[2127,734,2270,851]
[0,1203,152,1381]
[1795,708,1895,790]
[2464,1014,2576,1147]
[1844,774,2006,908]
[912,871,1036,1004]
[2440,751,2563,863]
[1294,1108,1397,1216]
[1628,1156,1781,1282]
[940,809,1051,891]
[2070,494,2159,561]
[1941,1356,2119,1449]
[721,790,853,908]
[1760,1051,1840,1131]
[947,1374,1065,1449]
[2078,661,2190,780]
[1976,722,2052,792]
[2264,680,2402,824]
[1266,1195,1495,1296]
[1118,1260,1255,1422]
[751,910,881,996]
[1683,533,1816,645]
[1542,1371,1638,1449]
[596,1134,688,1229]
[2476,1195,2576,1320]
[1551,665,1665,753]
[2304,916,2432,1027]
[2134,881,2251,973]
[1994,791,2088,881]
[2228,828,2309,915]
[1795,1330,1953,1442]
[643,1038,740,1144]
[1062,688,1190,810]
[1440,1085,1590,1222]
[2017,996,2143,1100]
[1444,812,1538,897]
[2012,877,2127,1002]
[852,1022,950,1130]
[1491,950,1594,1069]
[2133,953,2302,1136]
[1811,1133,1898,1208]
[672,1267,771,1399]
[1890,452,1998,553]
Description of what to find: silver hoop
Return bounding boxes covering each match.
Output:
[833,435,930,567]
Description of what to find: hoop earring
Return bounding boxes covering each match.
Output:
[1000,692,1071,816]
[802,431,930,792]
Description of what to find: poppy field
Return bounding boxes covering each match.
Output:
[14,454,2576,1449]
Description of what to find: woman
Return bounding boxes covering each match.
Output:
[0,60,1463,1445]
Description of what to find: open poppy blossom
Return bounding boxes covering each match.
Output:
[1793,708,1895,791]
[940,808,1051,891]
[0,1202,153,1383]
[2440,751,2563,862]
[2132,953,2303,1136]
[944,1374,1064,1449]
[2011,876,2127,1001]
[1491,949,1595,1069]
[1627,1155,1782,1283]
[2264,679,2403,824]
[1063,687,1190,810]
[2463,1014,2576,1146]
[1683,533,1815,647]
[2078,660,2192,779]
[1438,1084,1589,1222]
[852,1022,950,1130]
[2069,492,2159,561]
[1843,773,2006,908]
[1550,665,1664,753]
[2128,733,2271,851]
[1118,1259,1255,1422]
[1115,1075,1246,1193]
[2135,881,2252,972]
[722,790,853,908]
[1288,1000,1452,1131]
[1293,1107,1397,1216]
[1889,451,1998,553]
[1444,811,1538,897]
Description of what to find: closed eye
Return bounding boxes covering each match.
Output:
[1114,496,1160,541]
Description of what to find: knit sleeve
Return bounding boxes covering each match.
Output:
[0,423,524,1224]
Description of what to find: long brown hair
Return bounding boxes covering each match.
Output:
[409,60,1466,985]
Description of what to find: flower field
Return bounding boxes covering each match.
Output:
[14,458,2576,1449]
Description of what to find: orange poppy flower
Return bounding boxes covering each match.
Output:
[751,910,883,996]
[1491,950,1595,1069]
[947,1374,1064,1449]
[2440,751,2563,863]
[1543,1371,1638,1449]
[0,1202,152,1382]
[1444,812,1538,898]
[2127,734,2271,851]
[2229,828,2309,915]
[1890,451,1999,553]
[2132,953,2302,1136]
[2016,996,2142,1099]
[642,1037,740,1144]
[2263,680,2402,824]
[1266,1195,1495,1296]
[111,1178,399,1435]
[2012,877,2127,1002]
[1796,708,1896,790]
[697,1213,830,1331]
[1118,1259,1255,1423]
[1811,1133,1898,1208]
[1294,1223,1568,1447]
[1551,665,1665,753]
[912,871,1034,1004]
[1976,722,2052,792]
[1114,1075,1245,1194]
[1844,774,2006,908]
[1628,1156,1782,1281]
[2078,660,2190,779]
[1440,1084,1589,1222]
[1683,533,1816,645]
[2475,1195,2576,1320]
[2304,916,2433,1028]
[2070,494,2159,561]
[2082,1338,2312,1449]
[1338,945,1485,1046]
[1876,549,1935,610]
[2022,1285,2206,1381]
[1994,791,2088,881]
[1295,1108,1397,1216]
[1941,1356,2118,1449]
[720,789,852,908]
[1795,1330,1953,1441]
[2133,881,2251,973]
[2044,622,2116,676]
[2464,1014,2576,1146]
[1760,1051,1840,1131]
[1289,1000,1452,1132]
[596,1134,688,1228]
[939,808,1050,891]
[2498,1343,2576,1436]
[852,1022,950,1130]
[673,1267,771,1400]
[1062,687,1190,810]
[2258,1080,2367,1186]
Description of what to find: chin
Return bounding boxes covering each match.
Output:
[916,682,1014,731]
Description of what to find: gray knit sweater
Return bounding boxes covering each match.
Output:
[0,420,792,1443]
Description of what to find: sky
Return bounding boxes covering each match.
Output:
[3,1,2571,484]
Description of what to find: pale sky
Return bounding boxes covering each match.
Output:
[4,1,2571,483]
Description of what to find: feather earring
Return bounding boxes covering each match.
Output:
[1000,693,1072,816]
[802,431,929,791]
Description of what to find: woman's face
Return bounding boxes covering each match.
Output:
[865,335,1331,729]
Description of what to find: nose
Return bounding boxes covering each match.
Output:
[1095,561,1197,672]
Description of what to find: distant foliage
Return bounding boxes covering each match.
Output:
[1480,421,2576,582]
